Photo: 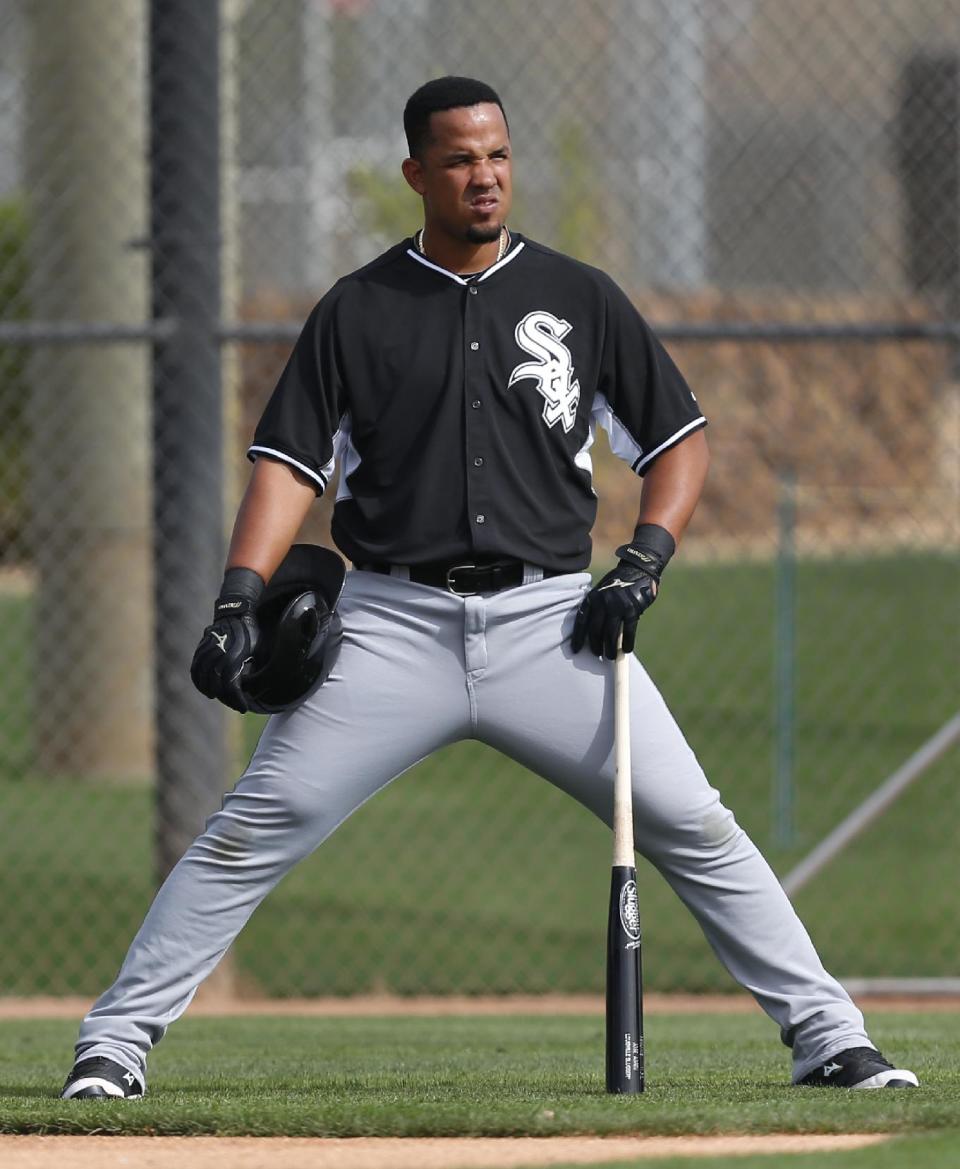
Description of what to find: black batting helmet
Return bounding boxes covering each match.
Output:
[242,544,346,714]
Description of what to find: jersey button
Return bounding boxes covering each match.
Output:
[469,341,479,350]
[475,514,485,524]
[469,285,478,295]
[474,457,484,467]
[471,399,481,409]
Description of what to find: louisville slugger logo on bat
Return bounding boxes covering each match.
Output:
[619,879,641,947]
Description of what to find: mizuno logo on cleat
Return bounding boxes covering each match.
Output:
[823,1062,842,1077]
[123,1071,136,1086]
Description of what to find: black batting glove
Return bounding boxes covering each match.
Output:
[571,523,676,659]
[190,567,265,713]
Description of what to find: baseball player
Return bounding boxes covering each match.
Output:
[60,76,917,1100]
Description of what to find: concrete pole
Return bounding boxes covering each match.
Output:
[660,0,708,290]
[150,0,228,880]
[24,0,154,781]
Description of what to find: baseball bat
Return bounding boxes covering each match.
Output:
[605,642,644,1093]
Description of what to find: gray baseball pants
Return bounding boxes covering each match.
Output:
[74,569,870,1087]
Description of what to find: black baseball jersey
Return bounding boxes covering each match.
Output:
[249,233,706,572]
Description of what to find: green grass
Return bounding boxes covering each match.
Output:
[0,552,956,996]
[0,1012,956,1137]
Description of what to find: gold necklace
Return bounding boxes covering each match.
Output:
[417,226,509,266]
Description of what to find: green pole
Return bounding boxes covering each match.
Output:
[774,468,797,847]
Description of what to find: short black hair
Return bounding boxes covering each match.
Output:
[403,76,508,158]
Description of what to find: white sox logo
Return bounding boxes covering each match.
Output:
[508,310,580,433]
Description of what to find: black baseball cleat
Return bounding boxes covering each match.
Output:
[798,1046,918,1089]
[60,1056,145,1100]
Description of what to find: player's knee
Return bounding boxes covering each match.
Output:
[192,782,323,866]
[698,804,739,848]
[635,800,740,861]
[192,808,258,866]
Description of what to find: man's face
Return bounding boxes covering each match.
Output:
[403,102,512,244]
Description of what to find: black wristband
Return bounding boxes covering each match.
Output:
[213,566,265,619]
[615,523,676,580]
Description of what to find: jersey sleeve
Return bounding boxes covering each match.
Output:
[246,297,344,494]
[594,280,706,475]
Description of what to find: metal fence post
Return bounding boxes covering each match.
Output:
[774,467,797,847]
[149,0,227,881]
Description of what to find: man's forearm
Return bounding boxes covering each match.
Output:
[226,457,318,583]
[634,429,709,546]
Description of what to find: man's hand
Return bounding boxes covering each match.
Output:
[571,524,676,659]
[190,567,265,713]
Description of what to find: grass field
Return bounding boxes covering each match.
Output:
[0,552,956,997]
[0,1010,956,1139]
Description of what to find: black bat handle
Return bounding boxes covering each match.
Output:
[606,864,645,1093]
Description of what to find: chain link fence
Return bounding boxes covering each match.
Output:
[0,0,957,998]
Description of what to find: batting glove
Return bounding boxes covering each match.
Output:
[190,567,265,713]
[571,523,676,659]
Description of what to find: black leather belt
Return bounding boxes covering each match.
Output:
[360,559,559,596]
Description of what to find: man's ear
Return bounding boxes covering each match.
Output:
[402,157,426,196]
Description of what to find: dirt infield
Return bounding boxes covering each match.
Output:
[0,1133,891,1168]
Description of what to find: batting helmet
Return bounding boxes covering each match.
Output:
[242,544,346,714]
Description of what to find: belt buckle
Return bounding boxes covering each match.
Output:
[445,562,478,596]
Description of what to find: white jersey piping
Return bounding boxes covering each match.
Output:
[406,250,468,284]
[634,416,707,472]
[405,240,525,284]
[478,241,525,280]
[247,444,332,492]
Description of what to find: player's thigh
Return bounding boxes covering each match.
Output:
[477,584,722,845]
[236,570,472,829]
